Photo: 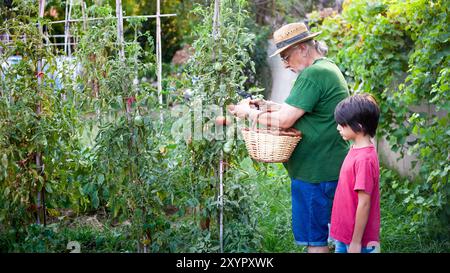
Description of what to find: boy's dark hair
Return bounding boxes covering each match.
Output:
[334,93,380,137]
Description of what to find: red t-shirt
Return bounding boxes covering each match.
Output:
[330,144,380,247]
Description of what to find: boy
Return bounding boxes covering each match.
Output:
[330,94,381,253]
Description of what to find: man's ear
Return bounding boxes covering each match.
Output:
[298,43,309,57]
[297,43,307,52]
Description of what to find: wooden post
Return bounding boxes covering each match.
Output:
[156,0,163,122]
[116,0,125,60]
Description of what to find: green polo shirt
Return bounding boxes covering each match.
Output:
[284,57,349,182]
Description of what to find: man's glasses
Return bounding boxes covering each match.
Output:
[280,45,299,63]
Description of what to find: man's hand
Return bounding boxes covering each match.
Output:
[229,101,306,128]
[249,98,266,106]
[249,99,281,112]
[228,99,251,118]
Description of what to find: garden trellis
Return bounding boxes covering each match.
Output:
[43,0,176,116]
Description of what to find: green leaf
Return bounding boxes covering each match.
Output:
[45,183,53,193]
[415,196,425,204]
[97,174,105,185]
[91,191,99,209]
[1,154,7,169]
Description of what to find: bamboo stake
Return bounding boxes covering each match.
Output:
[116,0,124,60]
[212,0,221,40]
[156,0,163,122]
[219,154,224,253]
[212,0,223,254]
[68,0,73,57]
[63,0,72,55]
[37,0,46,226]
[81,0,87,31]
[63,2,68,53]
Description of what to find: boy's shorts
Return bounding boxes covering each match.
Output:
[291,179,337,247]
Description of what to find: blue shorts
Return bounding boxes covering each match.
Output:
[291,179,338,247]
[334,240,381,253]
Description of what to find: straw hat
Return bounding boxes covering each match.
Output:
[270,22,322,58]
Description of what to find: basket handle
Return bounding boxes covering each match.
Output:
[251,110,269,131]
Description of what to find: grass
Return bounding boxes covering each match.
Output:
[256,163,305,253]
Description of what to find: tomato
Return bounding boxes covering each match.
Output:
[223,140,234,154]
[134,115,144,126]
[215,116,231,126]
[214,62,222,71]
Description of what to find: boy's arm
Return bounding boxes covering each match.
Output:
[349,190,371,253]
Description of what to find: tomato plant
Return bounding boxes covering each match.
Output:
[182,0,266,251]
[0,5,86,227]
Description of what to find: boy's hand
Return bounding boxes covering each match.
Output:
[348,241,362,253]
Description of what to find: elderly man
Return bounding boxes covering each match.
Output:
[230,22,349,253]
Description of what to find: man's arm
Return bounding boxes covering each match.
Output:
[249,103,305,129]
[348,190,371,253]
[230,99,305,129]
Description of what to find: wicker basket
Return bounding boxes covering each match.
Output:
[241,112,302,163]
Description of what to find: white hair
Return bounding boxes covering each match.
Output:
[305,39,328,56]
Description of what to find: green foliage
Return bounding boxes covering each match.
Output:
[0,6,86,227]
[308,0,449,232]
[380,167,450,252]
